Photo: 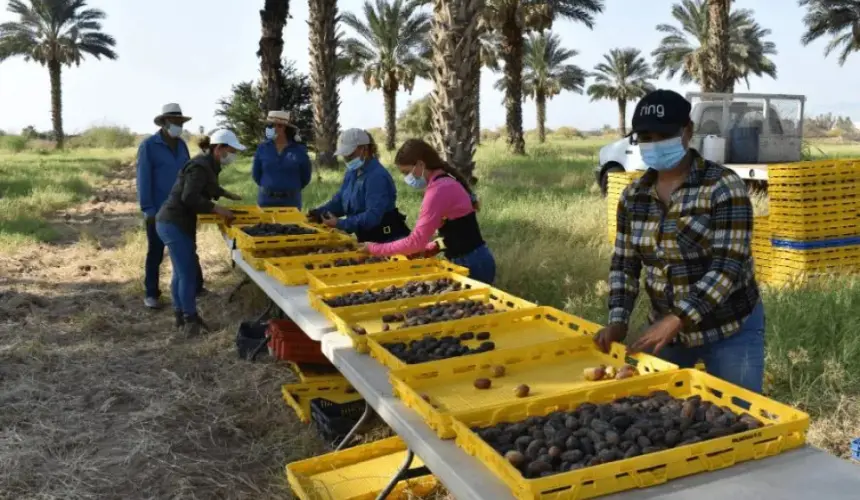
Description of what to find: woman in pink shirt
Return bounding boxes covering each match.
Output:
[359,138,496,284]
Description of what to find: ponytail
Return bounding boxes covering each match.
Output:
[197,135,211,152]
[363,130,379,159]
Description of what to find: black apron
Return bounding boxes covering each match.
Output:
[433,175,485,259]
[355,209,411,243]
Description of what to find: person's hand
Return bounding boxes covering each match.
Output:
[213,205,235,225]
[223,190,242,201]
[594,324,628,353]
[630,315,683,355]
[307,208,323,224]
[321,212,338,228]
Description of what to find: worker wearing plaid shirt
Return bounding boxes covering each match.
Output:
[595,90,765,393]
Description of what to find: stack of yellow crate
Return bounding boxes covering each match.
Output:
[767,160,860,285]
[752,216,773,284]
[606,171,644,244]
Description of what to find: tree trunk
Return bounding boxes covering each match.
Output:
[48,60,64,149]
[258,0,289,113]
[429,0,485,181]
[308,0,339,168]
[536,91,546,143]
[383,84,397,151]
[617,99,627,137]
[500,13,526,155]
[707,0,732,92]
[474,71,482,145]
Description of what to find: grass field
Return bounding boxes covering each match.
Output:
[0,134,858,497]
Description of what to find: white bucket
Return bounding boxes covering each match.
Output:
[702,135,726,164]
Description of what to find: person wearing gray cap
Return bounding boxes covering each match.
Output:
[595,89,764,393]
[308,128,410,242]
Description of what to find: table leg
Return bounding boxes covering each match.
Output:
[255,299,276,323]
[335,401,374,451]
[375,450,424,500]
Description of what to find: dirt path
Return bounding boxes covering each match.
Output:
[0,163,324,499]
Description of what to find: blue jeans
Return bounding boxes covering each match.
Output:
[156,221,199,316]
[145,219,203,298]
[257,188,302,209]
[452,244,496,285]
[658,302,766,393]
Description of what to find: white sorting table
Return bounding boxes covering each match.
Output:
[228,243,860,499]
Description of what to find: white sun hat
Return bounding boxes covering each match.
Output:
[154,103,192,126]
[335,128,371,156]
[209,129,246,151]
[263,110,294,126]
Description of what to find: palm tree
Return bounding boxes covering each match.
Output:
[499,31,585,143]
[799,0,860,66]
[0,0,117,149]
[428,0,485,181]
[652,0,777,93]
[706,0,731,92]
[309,0,340,168]
[258,0,289,112]
[342,0,431,151]
[484,0,604,155]
[586,48,655,137]
[475,28,502,145]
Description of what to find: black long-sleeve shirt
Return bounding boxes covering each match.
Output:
[156,153,226,236]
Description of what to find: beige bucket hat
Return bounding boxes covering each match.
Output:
[154,103,192,126]
[263,110,294,126]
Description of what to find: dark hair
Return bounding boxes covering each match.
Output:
[198,135,211,151]
[394,138,477,208]
[362,130,379,159]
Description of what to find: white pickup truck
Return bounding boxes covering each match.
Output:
[594,92,806,195]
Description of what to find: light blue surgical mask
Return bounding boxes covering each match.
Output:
[265,127,276,140]
[165,123,183,138]
[221,152,237,165]
[345,158,363,171]
[404,165,427,189]
[639,136,688,171]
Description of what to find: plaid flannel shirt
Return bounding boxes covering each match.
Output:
[608,152,759,347]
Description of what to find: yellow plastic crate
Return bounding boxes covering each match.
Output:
[768,183,860,200]
[241,243,356,271]
[772,245,860,269]
[309,271,492,326]
[367,307,601,371]
[287,361,345,383]
[330,288,537,354]
[265,252,400,286]
[306,258,469,291]
[389,336,678,438]
[286,436,439,500]
[768,159,860,183]
[281,380,361,424]
[451,369,809,500]
[233,222,351,250]
[198,204,264,224]
[265,207,308,223]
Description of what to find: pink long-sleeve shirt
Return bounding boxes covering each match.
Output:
[367,172,474,256]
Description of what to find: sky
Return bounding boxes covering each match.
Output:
[1,0,859,135]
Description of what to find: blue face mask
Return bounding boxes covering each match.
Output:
[165,123,183,138]
[345,158,363,171]
[404,165,427,189]
[639,136,688,171]
[265,127,276,140]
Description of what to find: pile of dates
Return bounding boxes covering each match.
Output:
[242,223,318,236]
[324,278,466,307]
[305,256,387,270]
[382,331,494,363]
[270,245,355,258]
[475,391,765,479]
[387,299,498,328]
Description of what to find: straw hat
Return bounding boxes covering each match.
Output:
[154,103,192,126]
[263,110,294,126]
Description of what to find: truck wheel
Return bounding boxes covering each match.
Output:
[599,165,625,197]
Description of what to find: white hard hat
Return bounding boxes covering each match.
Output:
[209,128,246,151]
[335,128,371,156]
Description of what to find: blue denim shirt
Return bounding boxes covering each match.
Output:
[317,158,399,234]
[136,132,190,217]
[251,140,312,193]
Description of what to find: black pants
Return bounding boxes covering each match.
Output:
[145,219,203,298]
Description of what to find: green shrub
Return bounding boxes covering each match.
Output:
[68,126,136,149]
[553,126,584,139]
[0,135,29,153]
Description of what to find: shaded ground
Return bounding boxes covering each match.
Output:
[0,162,328,499]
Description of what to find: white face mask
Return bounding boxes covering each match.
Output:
[221,152,237,165]
[165,123,183,138]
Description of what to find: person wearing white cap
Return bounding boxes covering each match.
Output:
[155,128,245,337]
[252,110,311,208]
[137,103,205,310]
[308,128,410,242]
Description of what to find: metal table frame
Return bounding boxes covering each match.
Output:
[227,242,860,500]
